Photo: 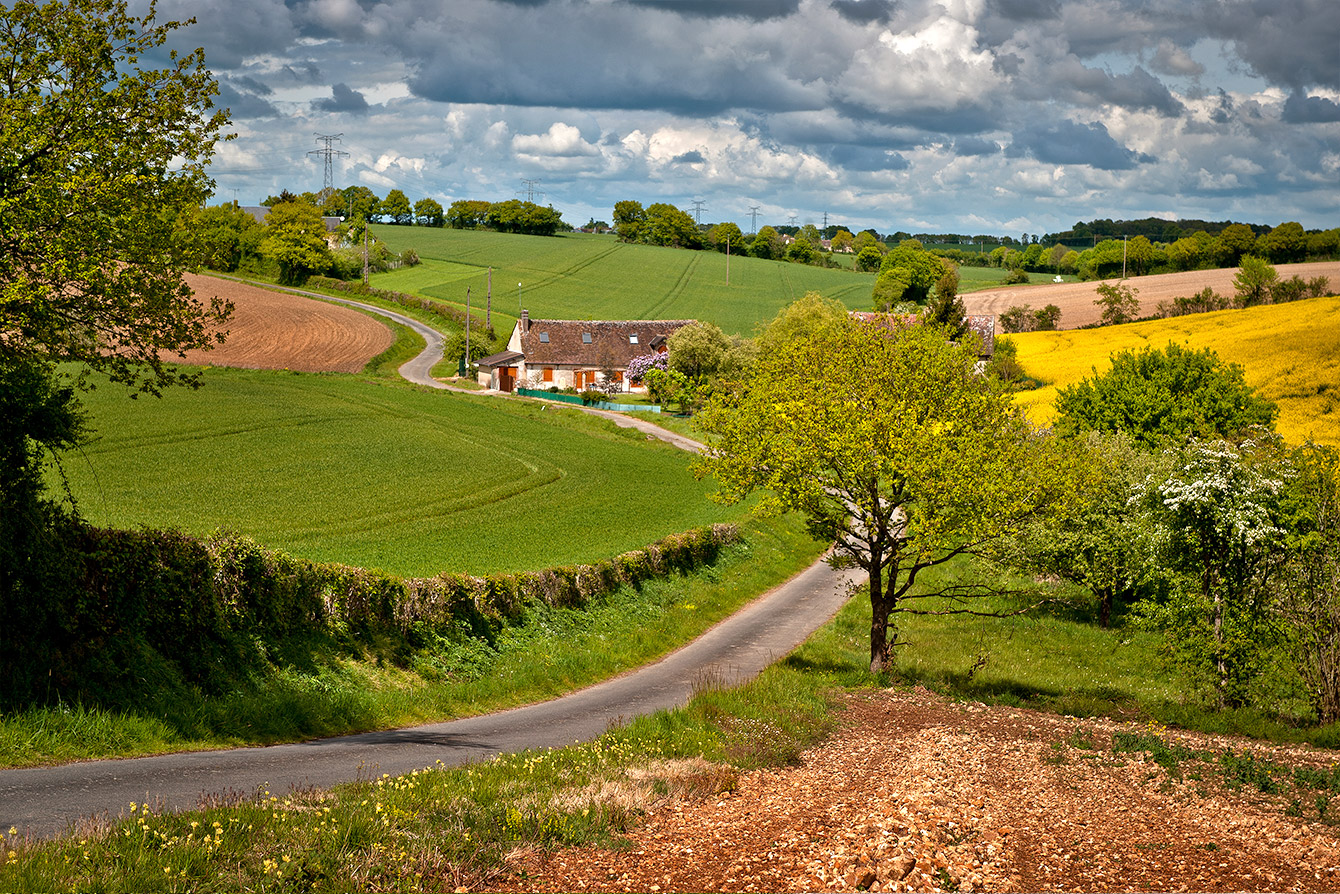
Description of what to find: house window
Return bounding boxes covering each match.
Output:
[582,332,592,344]
[538,332,549,343]
[629,334,639,344]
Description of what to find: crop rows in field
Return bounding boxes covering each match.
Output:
[60,367,739,577]
[373,228,876,336]
[1011,294,1340,446]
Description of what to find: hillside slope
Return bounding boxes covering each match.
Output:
[1011,294,1340,445]
[965,261,1340,329]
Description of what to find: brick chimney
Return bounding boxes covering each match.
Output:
[521,309,530,331]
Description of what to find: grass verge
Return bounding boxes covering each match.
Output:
[6,554,1340,890]
[0,514,824,768]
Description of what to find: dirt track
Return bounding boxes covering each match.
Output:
[964,261,1340,329]
[175,274,393,372]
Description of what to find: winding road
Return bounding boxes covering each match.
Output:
[0,287,855,839]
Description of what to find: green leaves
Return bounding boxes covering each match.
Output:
[0,0,231,394]
[1055,342,1278,449]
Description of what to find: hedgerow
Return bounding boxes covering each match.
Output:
[0,518,739,710]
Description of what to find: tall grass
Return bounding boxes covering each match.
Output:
[1011,294,1340,445]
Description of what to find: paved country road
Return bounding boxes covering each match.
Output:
[0,284,855,838]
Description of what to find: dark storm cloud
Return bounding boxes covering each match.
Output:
[217,78,280,118]
[314,83,371,114]
[829,0,898,24]
[622,0,802,20]
[823,144,910,171]
[1047,61,1184,116]
[1208,0,1340,89]
[284,62,324,85]
[987,0,1059,21]
[150,0,300,69]
[1283,92,1340,124]
[952,136,1001,157]
[233,76,274,96]
[672,150,707,164]
[1007,120,1151,170]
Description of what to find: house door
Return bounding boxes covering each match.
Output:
[499,367,516,392]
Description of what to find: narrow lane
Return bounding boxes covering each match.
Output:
[0,283,853,838]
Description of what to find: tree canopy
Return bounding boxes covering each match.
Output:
[872,240,946,309]
[695,301,1077,671]
[1055,343,1278,448]
[0,0,231,395]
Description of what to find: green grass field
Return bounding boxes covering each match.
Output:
[372,228,879,336]
[55,366,740,577]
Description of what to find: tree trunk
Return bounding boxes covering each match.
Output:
[868,561,891,673]
[1098,588,1112,629]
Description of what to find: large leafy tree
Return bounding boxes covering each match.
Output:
[413,197,444,227]
[261,198,333,285]
[872,240,945,309]
[695,302,1078,672]
[1277,443,1340,723]
[1140,438,1287,708]
[379,189,412,225]
[1002,432,1169,627]
[1,0,231,688]
[1055,343,1277,448]
[0,0,231,394]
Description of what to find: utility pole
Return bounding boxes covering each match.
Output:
[749,205,760,235]
[691,198,706,225]
[308,133,348,203]
[725,235,730,286]
[520,179,540,203]
[362,224,369,285]
[487,267,493,332]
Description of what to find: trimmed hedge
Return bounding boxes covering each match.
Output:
[306,276,471,329]
[0,518,739,709]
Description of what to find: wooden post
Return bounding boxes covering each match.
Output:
[487,266,493,332]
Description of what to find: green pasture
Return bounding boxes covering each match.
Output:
[54,366,739,578]
[372,228,875,336]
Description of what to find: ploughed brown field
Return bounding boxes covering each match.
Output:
[174,274,393,373]
[503,688,1340,894]
[964,261,1340,329]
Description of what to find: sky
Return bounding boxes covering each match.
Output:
[144,0,1340,237]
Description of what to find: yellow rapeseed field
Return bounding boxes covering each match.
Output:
[1012,295,1340,446]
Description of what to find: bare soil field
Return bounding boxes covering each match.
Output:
[964,261,1340,330]
[505,687,1340,893]
[174,274,393,373]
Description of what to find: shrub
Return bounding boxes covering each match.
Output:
[1003,267,1030,285]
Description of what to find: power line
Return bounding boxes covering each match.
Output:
[691,198,706,225]
[520,178,541,203]
[308,133,348,202]
[749,205,760,235]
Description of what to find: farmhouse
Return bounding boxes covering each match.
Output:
[476,311,694,392]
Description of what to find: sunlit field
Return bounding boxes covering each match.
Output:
[1011,295,1340,445]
